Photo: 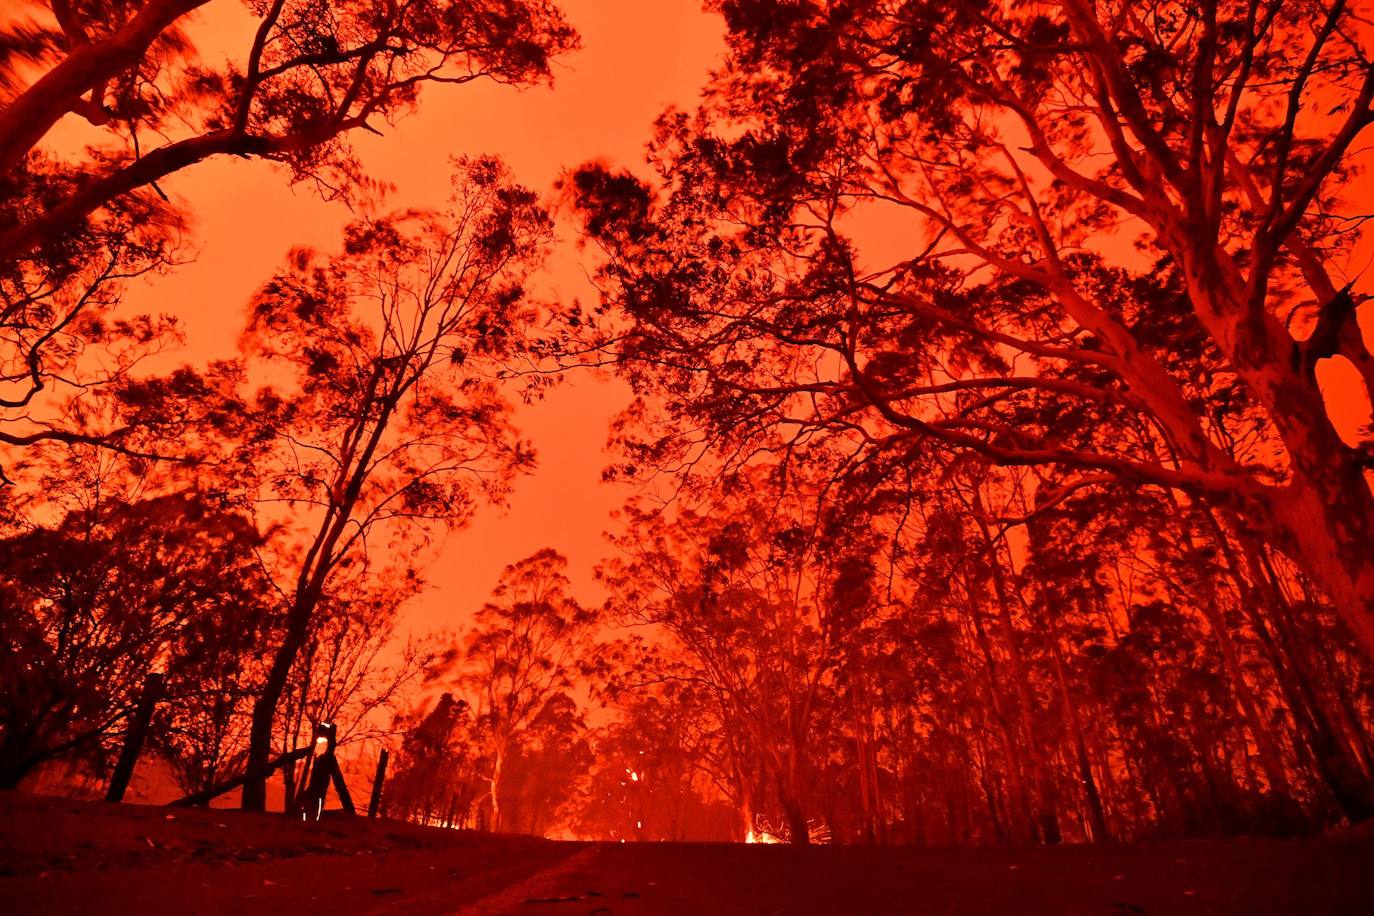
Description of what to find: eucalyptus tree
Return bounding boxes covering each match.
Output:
[0,491,270,788]
[238,157,549,809]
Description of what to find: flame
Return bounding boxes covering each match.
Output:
[744,816,827,844]
[745,824,782,844]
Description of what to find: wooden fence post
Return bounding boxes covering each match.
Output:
[368,750,389,819]
[105,672,164,803]
[329,755,356,815]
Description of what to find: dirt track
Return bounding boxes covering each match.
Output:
[3,793,1371,914]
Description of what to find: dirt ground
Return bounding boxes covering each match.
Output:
[2,791,1371,915]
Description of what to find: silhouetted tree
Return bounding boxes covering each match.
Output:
[386,692,484,827]
[601,464,885,844]
[0,490,270,788]
[237,156,549,810]
[496,691,591,836]
[577,685,738,842]
[0,189,185,480]
[273,582,440,811]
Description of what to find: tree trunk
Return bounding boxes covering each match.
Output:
[243,364,401,811]
[0,722,40,790]
[1158,495,1300,817]
[779,789,810,846]
[974,499,1062,845]
[1046,611,1111,843]
[1270,472,1374,663]
[242,600,313,811]
[1205,510,1374,822]
[850,665,877,843]
[488,744,505,833]
[783,742,810,845]
[1178,259,1374,662]
[959,569,1036,842]
[0,0,209,178]
[1236,533,1374,821]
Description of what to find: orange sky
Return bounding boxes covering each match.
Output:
[123,1,727,636]
[32,0,1373,641]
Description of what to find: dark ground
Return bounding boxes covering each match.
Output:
[2,792,1371,915]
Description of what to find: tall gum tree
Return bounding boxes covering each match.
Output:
[237,158,548,810]
[570,0,1374,659]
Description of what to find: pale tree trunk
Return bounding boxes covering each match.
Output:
[1198,484,1374,822]
[1239,535,1374,822]
[988,582,1062,845]
[488,744,505,833]
[1193,590,1298,808]
[999,21,1374,662]
[0,0,210,177]
[1056,648,1110,843]
[1044,596,1112,844]
[1161,500,1300,814]
[849,662,880,843]
[1173,219,1374,663]
[1268,471,1374,661]
[962,580,1036,843]
[972,496,1062,845]
[781,741,810,845]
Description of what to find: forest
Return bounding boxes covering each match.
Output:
[2,0,1373,854]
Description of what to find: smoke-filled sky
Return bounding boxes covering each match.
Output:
[53,0,1372,641]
